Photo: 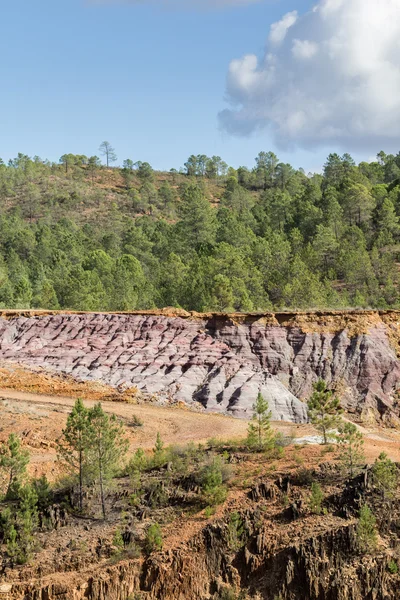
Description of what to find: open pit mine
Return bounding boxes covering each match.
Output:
[0,309,399,425]
[1,310,400,600]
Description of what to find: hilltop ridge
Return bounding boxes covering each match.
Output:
[0,150,400,312]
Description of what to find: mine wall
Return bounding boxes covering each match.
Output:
[0,309,399,423]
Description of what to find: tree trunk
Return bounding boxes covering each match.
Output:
[99,457,106,519]
[79,449,83,512]
[322,423,327,445]
[6,469,14,498]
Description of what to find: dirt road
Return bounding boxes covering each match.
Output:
[0,388,254,480]
[1,387,399,480]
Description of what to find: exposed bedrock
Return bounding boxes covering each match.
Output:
[0,311,399,423]
[5,513,395,600]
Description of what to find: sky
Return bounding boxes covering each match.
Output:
[0,0,399,172]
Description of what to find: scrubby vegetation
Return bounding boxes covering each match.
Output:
[1,149,400,311]
[0,394,283,567]
[0,390,400,599]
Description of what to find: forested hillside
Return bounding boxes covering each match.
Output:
[1,148,400,311]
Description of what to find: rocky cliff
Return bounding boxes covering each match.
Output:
[0,310,399,423]
[3,465,399,600]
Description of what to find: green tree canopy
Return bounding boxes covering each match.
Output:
[307,380,343,444]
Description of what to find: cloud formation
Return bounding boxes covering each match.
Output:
[219,0,400,151]
[268,11,297,45]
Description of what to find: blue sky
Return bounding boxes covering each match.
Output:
[0,0,393,172]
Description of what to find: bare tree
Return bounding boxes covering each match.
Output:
[99,141,117,168]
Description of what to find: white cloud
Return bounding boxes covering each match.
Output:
[268,11,298,45]
[219,0,400,151]
[292,39,318,60]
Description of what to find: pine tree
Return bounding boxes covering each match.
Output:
[356,504,378,553]
[337,422,365,478]
[87,403,128,519]
[307,380,343,445]
[375,197,400,243]
[0,433,29,500]
[200,456,228,506]
[145,522,163,554]
[17,484,39,563]
[57,398,91,512]
[178,184,217,249]
[309,482,324,515]
[247,393,276,452]
[110,255,147,311]
[32,474,51,509]
[372,452,398,500]
[4,484,39,565]
[32,276,59,309]
[153,432,165,467]
[6,525,19,565]
[210,274,234,312]
[99,141,117,167]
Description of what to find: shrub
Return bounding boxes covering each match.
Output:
[308,482,324,515]
[294,467,314,486]
[32,474,51,508]
[372,453,398,500]
[128,492,141,508]
[271,446,285,459]
[125,448,148,475]
[198,456,229,507]
[207,437,225,450]
[131,415,144,428]
[145,523,163,554]
[219,460,233,484]
[145,480,169,508]
[227,512,245,551]
[166,445,191,476]
[112,528,124,551]
[388,559,398,574]
[356,504,378,553]
[152,433,165,468]
[124,543,141,559]
[204,506,216,518]
[167,442,207,471]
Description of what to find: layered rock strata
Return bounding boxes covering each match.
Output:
[0,310,399,423]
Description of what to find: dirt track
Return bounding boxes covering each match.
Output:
[0,388,251,479]
[0,387,251,445]
[1,387,400,480]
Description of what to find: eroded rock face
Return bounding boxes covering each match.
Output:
[0,312,399,423]
[5,512,393,600]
